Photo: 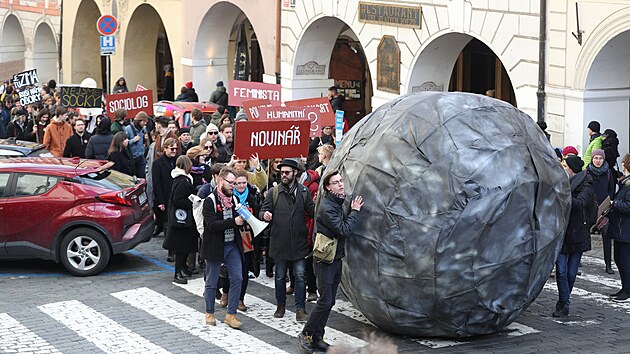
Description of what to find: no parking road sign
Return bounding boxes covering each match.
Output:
[97,15,118,36]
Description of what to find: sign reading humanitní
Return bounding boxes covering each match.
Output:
[234,119,310,160]
[257,106,321,137]
[228,80,282,107]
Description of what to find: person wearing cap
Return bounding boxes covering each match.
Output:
[553,155,595,317]
[259,158,315,322]
[125,111,148,178]
[561,146,578,160]
[5,108,28,140]
[583,121,603,169]
[586,149,617,274]
[185,81,199,102]
[607,154,630,302]
[63,118,91,158]
[209,81,229,108]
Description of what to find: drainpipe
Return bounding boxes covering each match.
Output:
[58,0,63,82]
[536,0,546,123]
[275,0,281,84]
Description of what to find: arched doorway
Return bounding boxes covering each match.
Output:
[71,0,102,86]
[292,17,372,127]
[124,4,173,100]
[408,33,516,106]
[0,14,26,79]
[583,30,630,157]
[193,2,264,100]
[32,23,58,83]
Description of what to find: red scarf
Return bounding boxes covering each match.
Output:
[216,188,234,209]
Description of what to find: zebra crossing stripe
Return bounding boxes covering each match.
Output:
[111,287,289,354]
[249,273,539,348]
[543,282,630,312]
[174,278,367,348]
[0,313,61,354]
[38,300,168,354]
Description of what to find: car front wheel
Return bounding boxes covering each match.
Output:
[59,228,111,276]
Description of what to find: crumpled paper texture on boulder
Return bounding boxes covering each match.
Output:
[325,92,570,338]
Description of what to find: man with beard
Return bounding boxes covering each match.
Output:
[126,111,148,178]
[217,123,234,162]
[260,159,315,322]
[202,167,246,329]
[63,119,91,158]
[43,106,73,157]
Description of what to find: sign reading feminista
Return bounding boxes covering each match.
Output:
[234,119,310,160]
[105,90,154,120]
[358,2,422,28]
[228,80,282,107]
[60,86,103,108]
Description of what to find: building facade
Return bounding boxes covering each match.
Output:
[0,0,60,83]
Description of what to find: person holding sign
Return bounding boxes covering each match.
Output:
[43,106,73,157]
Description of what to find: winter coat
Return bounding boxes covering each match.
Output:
[315,192,360,260]
[151,154,177,208]
[86,118,113,159]
[602,133,621,172]
[108,151,132,175]
[189,120,207,146]
[561,171,594,254]
[329,95,345,112]
[187,88,199,102]
[303,170,320,245]
[110,121,124,135]
[607,176,630,243]
[163,172,199,253]
[259,182,315,260]
[201,189,243,262]
[63,132,92,158]
[247,167,268,193]
[217,142,233,163]
[125,123,145,159]
[586,162,615,204]
[209,86,228,107]
[5,120,27,140]
[583,134,603,169]
[43,120,73,157]
[113,77,128,94]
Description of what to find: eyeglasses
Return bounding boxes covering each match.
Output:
[168,147,178,151]
[223,179,236,186]
[330,179,343,185]
[208,131,219,135]
[280,170,293,175]
[204,146,213,150]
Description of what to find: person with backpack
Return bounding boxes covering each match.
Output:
[607,154,630,302]
[553,155,595,317]
[259,158,315,322]
[586,149,617,274]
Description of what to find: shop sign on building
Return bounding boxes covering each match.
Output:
[358,2,422,29]
[377,35,400,94]
[296,61,326,76]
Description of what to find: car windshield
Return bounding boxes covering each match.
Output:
[77,169,137,191]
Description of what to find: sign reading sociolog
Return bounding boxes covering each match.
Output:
[60,86,103,108]
[228,80,282,107]
[105,90,153,120]
[257,106,322,137]
[12,69,39,90]
[285,97,335,127]
[234,119,310,160]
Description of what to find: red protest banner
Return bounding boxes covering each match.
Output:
[285,97,335,127]
[105,90,153,119]
[234,120,310,160]
[257,106,321,137]
[135,84,147,91]
[228,80,281,107]
[242,99,271,120]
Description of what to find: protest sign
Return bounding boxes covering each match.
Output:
[335,110,345,146]
[257,106,321,137]
[17,87,42,106]
[60,86,103,108]
[135,84,147,91]
[242,99,271,120]
[105,90,153,119]
[228,80,281,107]
[12,69,39,90]
[285,97,335,127]
[234,119,310,160]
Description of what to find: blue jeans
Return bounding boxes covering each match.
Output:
[556,252,583,304]
[204,242,242,314]
[303,258,342,339]
[275,258,306,310]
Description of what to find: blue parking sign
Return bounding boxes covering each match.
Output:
[100,35,115,56]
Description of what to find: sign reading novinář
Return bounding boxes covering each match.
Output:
[358,2,422,28]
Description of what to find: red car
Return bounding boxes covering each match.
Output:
[0,158,154,276]
[153,101,218,128]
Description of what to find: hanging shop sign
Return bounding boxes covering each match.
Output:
[377,35,401,94]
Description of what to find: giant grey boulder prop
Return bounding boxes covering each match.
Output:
[326,92,570,338]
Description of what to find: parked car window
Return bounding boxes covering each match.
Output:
[77,169,137,191]
[0,173,10,197]
[0,149,24,158]
[15,174,60,196]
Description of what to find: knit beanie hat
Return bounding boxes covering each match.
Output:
[561,146,578,156]
[565,155,584,174]
[185,81,193,89]
[587,121,600,133]
[206,123,219,133]
[591,149,605,159]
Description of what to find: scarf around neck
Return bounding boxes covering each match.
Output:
[588,161,609,176]
[216,188,234,209]
[233,186,249,206]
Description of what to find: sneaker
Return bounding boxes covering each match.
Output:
[307,292,318,302]
[205,313,216,326]
[552,303,569,317]
[613,292,630,302]
[609,289,624,297]
[298,333,315,353]
[248,271,256,279]
[312,337,330,352]
[296,309,309,322]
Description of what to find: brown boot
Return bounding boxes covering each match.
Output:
[238,301,248,312]
[224,314,242,329]
[296,308,309,322]
[205,313,216,326]
[220,293,228,308]
[286,286,294,295]
[274,304,286,318]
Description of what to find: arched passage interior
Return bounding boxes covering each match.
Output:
[408,33,516,106]
[193,2,264,101]
[123,4,172,100]
[71,0,102,86]
[583,30,630,157]
[32,23,58,83]
[0,14,26,78]
[292,17,372,127]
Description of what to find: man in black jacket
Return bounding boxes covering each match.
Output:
[63,119,91,158]
[298,170,363,353]
[151,137,179,240]
[260,158,315,322]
